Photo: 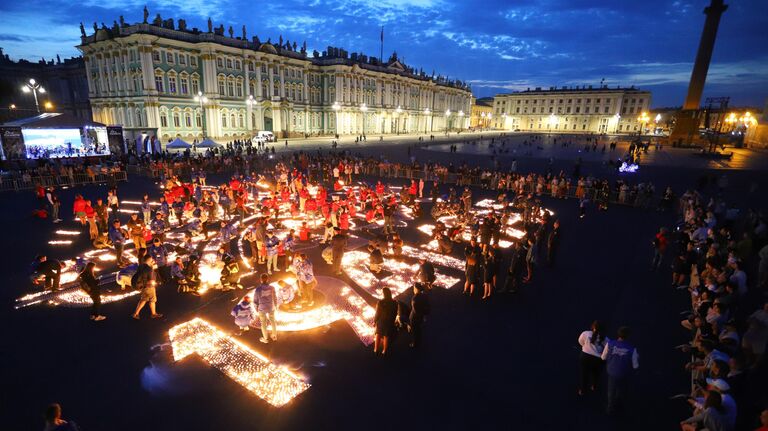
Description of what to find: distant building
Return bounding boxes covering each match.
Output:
[492,85,652,134]
[0,48,91,123]
[77,16,472,143]
[469,97,493,129]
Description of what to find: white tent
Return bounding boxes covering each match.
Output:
[166,137,192,150]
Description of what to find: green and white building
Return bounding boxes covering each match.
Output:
[77,19,472,144]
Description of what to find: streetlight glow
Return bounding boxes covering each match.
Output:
[21,78,46,113]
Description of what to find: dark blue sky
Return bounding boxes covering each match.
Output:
[1,0,766,107]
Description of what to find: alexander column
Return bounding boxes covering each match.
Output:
[669,0,728,145]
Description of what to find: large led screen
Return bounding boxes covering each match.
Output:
[22,128,110,159]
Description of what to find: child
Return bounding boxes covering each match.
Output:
[231,295,257,334]
[299,222,311,242]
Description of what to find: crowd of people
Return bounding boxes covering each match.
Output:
[23,134,768,430]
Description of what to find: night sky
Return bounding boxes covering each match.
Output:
[1,0,766,107]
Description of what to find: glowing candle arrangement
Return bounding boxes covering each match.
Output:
[169,317,310,406]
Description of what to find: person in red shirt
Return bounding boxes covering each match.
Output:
[651,227,668,270]
[299,222,311,241]
[84,200,98,240]
[409,180,418,197]
[339,209,350,232]
[73,194,87,225]
[755,408,768,431]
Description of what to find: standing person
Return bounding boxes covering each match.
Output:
[577,320,606,395]
[148,238,169,282]
[547,220,561,266]
[126,213,146,251]
[502,242,524,293]
[418,177,425,198]
[131,255,163,320]
[253,273,278,343]
[482,248,498,299]
[463,239,480,295]
[231,295,257,335]
[330,227,347,276]
[84,200,98,241]
[94,198,108,234]
[265,230,280,274]
[523,237,538,283]
[140,194,152,224]
[107,189,119,219]
[46,187,62,223]
[601,326,639,415]
[78,262,105,321]
[651,227,668,270]
[292,253,317,307]
[43,403,80,431]
[408,283,430,348]
[108,219,129,267]
[373,287,398,356]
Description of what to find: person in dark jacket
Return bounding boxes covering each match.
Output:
[409,283,431,348]
[415,257,436,289]
[482,248,499,299]
[131,255,163,320]
[547,219,561,266]
[502,242,524,293]
[601,326,639,414]
[78,262,105,321]
[33,255,64,291]
[108,219,129,267]
[373,287,398,356]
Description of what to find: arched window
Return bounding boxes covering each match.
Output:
[218,76,226,96]
[184,111,192,128]
[227,78,235,97]
[180,74,189,95]
[172,111,180,128]
[191,75,200,94]
[168,73,177,94]
[154,71,164,92]
[230,113,236,128]
[195,109,202,128]
[160,110,168,127]
[221,111,228,128]
[135,108,143,127]
[236,78,243,98]
[238,112,244,128]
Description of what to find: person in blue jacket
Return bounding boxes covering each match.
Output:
[601,326,639,414]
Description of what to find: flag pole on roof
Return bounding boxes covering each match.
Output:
[380,26,384,65]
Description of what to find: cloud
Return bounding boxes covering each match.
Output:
[79,0,234,20]
[442,32,545,60]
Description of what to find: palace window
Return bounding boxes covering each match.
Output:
[584,107,589,114]
[217,57,223,68]
[195,111,202,127]
[190,56,198,67]
[238,113,244,128]
[168,75,177,93]
[236,80,243,98]
[575,106,580,113]
[180,77,189,95]
[154,74,164,92]
[230,113,236,128]
[235,60,241,70]
[179,55,186,65]
[221,112,228,128]
[227,79,235,97]
[173,112,180,128]
[226,59,233,69]
[218,77,226,96]
[133,75,141,92]
[191,77,200,94]
[160,112,168,127]
[152,51,161,62]
[166,52,174,64]
[185,113,192,128]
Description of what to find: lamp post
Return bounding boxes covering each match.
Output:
[637,111,650,136]
[246,95,256,134]
[360,103,368,137]
[194,91,208,138]
[614,113,621,134]
[44,101,54,111]
[332,101,340,136]
[21,78,46,113]
[395,105,402,135]
[423,108,431,134]
[458,110,465,132]
[444,109,451,133]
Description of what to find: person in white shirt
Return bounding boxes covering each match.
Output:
[577,320,608,395]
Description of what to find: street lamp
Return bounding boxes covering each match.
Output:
[637,111,650,135]
[44,101,54,111]
[423,108,431,134]
[458,110,465,132]
[395,105,402,135]
[614,113,621,134]
[9,104,16,110]
[194,91,209,138]
[21,78,46,113]
[332,101,340,136]
[444,109,451,133]
[246,95,256,134]
[360,103,368,137]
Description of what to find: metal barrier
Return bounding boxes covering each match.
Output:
[0,171,128,192]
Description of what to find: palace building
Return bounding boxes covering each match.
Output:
[492,86,652,134]
[77,15,472,143]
